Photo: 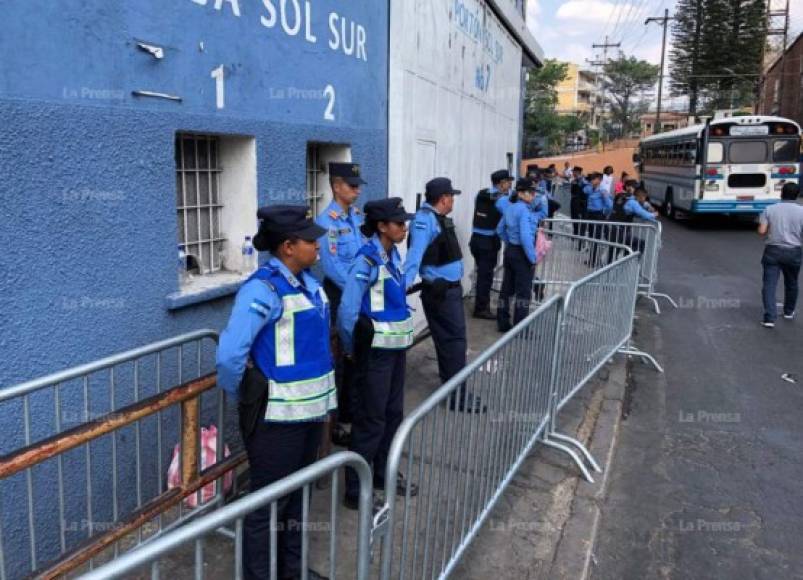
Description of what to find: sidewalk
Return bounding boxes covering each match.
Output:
[140,299,629,579]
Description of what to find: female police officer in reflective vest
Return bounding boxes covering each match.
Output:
[217,205,336,580]
[337,198,418,509]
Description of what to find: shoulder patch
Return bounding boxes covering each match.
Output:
[414,222,428,229]
[328,210,339,219]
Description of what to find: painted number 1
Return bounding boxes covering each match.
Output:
[324,84,335,121]
[211,65,225,109]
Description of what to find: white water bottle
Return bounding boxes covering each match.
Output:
[177,244,189,285]
[241,236,257,274]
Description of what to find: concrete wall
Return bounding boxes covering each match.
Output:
[0,1,388,575]
[389,0,529,329]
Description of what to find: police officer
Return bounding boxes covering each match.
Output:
[469,169,513,319]
[316,162,366,446]
[496,178,542,331]
[217,206,335,580]
[584,172,613,264]
[607,180,657,260]
[404,177,484,413]
[338,198,419,509]
[569,166,588,238]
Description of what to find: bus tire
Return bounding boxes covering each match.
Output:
[664,190,677,219]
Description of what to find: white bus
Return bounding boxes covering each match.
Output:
[636,115,801,218]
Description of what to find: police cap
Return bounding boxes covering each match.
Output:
[252,205,326,250]
[329,162,367,186]
[425,177,461,200]
[490,169,512,184]
[363,197,415,223]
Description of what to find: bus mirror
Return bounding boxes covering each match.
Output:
[632,153,641,163]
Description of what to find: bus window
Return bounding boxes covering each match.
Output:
[729,141,767,163]
[773,140,798,162]
[707,142,724,163]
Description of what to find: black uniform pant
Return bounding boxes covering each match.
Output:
[243,420,323,580]
[421,283,467,384]
[570,197,587,238]
[469,233,501,313]
[323,278,355,423]
[345,335,406,500]
[497,245,536,329]
[586,212,607,265]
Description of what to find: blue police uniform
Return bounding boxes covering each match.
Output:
[315,162,366,430]
[216,205,334,580]
[338,205,416,503]
[496,179,541,330]
[606,194,657,259]
[585,183,613,216]
[470,170,512,317]
[405,178,483,413]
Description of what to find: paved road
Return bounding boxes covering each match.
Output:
[592,216,803,580]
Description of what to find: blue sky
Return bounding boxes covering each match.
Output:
[526,0,803,70]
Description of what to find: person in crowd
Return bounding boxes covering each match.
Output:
[470,169,513,319]
[316,163,366,447]
[600,165,615,196]
[405,177,484,413]
[217,206,336,580]
[758,182,803,328]
[584,172,612,264]
[635,187,659,218]
[614,171,630,194]
[608,179,657,258]
[570,166,588,238]
[563,161,573,182]
[496,177,542,332]
[338,198,418,510]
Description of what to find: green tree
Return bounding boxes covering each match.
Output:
[523,59,569,154]
[603,56,660,137]
[670,0,766,115]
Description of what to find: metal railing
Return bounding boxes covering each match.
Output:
[378,297,562,580]
[80,451,374,580]
[0,331,244,579]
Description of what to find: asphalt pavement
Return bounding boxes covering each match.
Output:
[592,215,803,580]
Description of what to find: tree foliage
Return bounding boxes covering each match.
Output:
[669,0,766,115]
[603,56,660,137]
[523,59,569,154]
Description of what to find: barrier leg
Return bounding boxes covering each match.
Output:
[617,342,664,373]
[650,291,678,310]
[540,434,596,483]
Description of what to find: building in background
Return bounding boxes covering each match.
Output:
[556,63,600,126]
[639,111,692,137]
[0,1,388,575]
[389,0,543,330]
[758,32,803,126]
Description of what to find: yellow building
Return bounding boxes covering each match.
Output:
[556,62,599,123]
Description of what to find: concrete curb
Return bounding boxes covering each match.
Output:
[546,360,628,580]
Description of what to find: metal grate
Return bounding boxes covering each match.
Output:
[175,134,225,274]
[306,143,324,216]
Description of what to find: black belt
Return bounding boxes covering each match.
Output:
[422,279,461,289]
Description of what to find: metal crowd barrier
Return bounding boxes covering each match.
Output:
[81,451,374,580]
[0,330,244,579]
[378,297,562,580]
[543,197,678,314]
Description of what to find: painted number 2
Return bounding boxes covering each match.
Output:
[323,84,335,121]
[211,65,225,109]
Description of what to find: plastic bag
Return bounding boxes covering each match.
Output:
[167,424,233,508]
[536,229,552,262]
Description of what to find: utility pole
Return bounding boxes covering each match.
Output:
[646,9,674,135]
[758,0,790,113]
[591,36,620,150]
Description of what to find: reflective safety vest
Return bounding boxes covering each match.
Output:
[248,266,336,423]
[358,244,414,350]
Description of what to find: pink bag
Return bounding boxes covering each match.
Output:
[167,424,233,507]
[536,229,552,263]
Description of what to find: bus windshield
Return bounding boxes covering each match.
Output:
[728,141,767,163]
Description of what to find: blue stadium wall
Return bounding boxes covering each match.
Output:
[0,0,388,575]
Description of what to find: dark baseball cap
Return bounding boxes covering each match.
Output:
[491,169,512,184]
[329,162,367,186]
[363,197,415,222]
[425,177,461,199]
[515,177,536,192]
[253,205,326,250]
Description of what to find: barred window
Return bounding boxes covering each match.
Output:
[306,143,324,217]
[175,134,225,274]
